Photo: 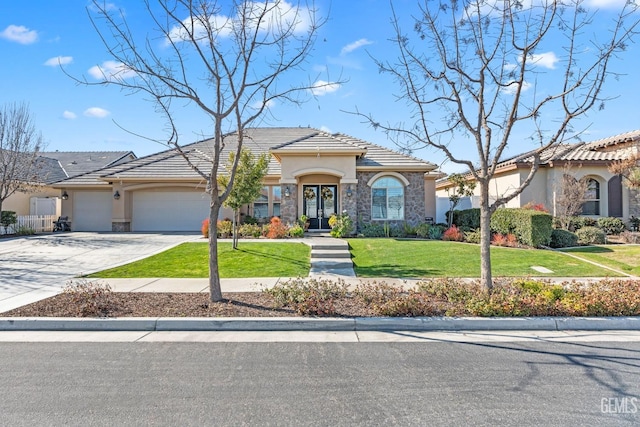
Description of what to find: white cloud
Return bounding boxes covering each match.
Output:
[340,38,373,56]
[0,25,38,44]
[586,0,628,9]
[310,80,341,96]
[501,80,532,95]
[44,56,73,67]
[83,107,110,118]
[88,61,136,81]
[251,99,275,110]
[167,1,313,44]
[62,111,77,120]
[320,125,333,134]
[525,52,559,69]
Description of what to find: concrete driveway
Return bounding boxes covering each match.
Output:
[0,232,201,313]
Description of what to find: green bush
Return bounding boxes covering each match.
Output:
[360,223,385,237]
[1,210,17,234]
[597,217,626,235]
[238,223,262,238]
[550,229,578,248]
[569,216,597,231]
[288,224,304,238]
[491,208,552,247]
[415,223,431,238]
[427,224,446,240]
[576,226,606,245]
[450,208,480,230]
[464,229,481,244]
[328,212,353,238]
[216,219,233,238]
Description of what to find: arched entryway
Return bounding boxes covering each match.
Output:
[302,184,337,229]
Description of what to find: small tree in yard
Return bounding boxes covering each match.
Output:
[609,153,640,189]
[445,173,476,227]
[358,0,640,291]
[84,0,336,301]
[218,148,268,249]
[554,163,590,230]
[0,102,43,215]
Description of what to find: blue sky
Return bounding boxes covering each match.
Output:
[1,1,639,174]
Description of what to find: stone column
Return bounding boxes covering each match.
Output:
[340,183,357,230]
[281,183,298,225]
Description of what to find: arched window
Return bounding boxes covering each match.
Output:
[371,176,404,220]
[581,178,600,216]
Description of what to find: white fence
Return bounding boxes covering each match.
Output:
[0,215,57,235]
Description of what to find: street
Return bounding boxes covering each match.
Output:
[1,336,639,426]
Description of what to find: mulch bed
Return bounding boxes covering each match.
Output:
[2,292,378,318]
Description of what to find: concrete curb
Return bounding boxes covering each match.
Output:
[1,316,640,331]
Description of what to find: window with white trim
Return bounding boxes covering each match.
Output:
[371,176,404,220]
[581,178,600,216]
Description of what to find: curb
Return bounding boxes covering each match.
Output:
[1,316,640,332]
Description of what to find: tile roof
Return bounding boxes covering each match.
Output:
[40,151,135,180]
[54,127,437,186]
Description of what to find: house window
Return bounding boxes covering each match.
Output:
[253,186,269,219]
[273,186,281,217]
[581,178,600,216]
[371,176,404,220]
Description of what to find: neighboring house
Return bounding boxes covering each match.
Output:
[52,127,440,232]
[436,129,640,222]
[3,151,136,217]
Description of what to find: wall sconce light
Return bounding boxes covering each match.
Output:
[346,186,353,198]
[113,190,121,200]
[284,186,290,198]
[61,191,69,200]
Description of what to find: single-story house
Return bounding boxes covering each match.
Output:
[2,150,135,217]
[436,129,640,221]
[52,127,440,232]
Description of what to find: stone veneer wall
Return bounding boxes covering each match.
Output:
[356,171,426,226]
[340,183,358,224]
[280,184,298,225]
[112,221,131,232]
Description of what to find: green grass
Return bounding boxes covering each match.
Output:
[87,242,310,278]
[347,239,623,278]
[560,245,640,276]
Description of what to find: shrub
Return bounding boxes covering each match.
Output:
[597,217,626,235]
[491,208,552,247]
[15,226,36,236]
[619,231,640,244]
[360,223,385,237]
[242,215,258,225]
[329,211,353,238]
[575,226,606,245]
[217,219,233,238]
[491,233,517,247]
[288,224,304,238]
[442,225,465,241]
[450,208,480,230]
[464,229,481,244]
[522,202,549,212]
[1,210,17,234]
[550,229,578,248]
[266,217,288,239]
[568,216,597,231]
[238,223,262,238]
[62,279,113,317]
[427,224,446,240]
[415,223,431,238]
[264,277,348,316]
[402,222,417,237]
[201,219,210,238]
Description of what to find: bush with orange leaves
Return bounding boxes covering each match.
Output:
[266,216,288,239]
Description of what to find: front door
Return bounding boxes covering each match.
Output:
[303,185,337,230]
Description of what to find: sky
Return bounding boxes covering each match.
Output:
[1,0,639,174]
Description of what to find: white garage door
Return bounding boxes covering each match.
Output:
[73,191,113,232]
[132,190,210,232]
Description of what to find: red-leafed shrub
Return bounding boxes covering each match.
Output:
[522,201,549,212]
[201,219,209,238]
[491,232,518,247]
[442,225,465,242]
[266,216,288,239]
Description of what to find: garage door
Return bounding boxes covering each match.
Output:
[73,191,113,231]
[132,190,210,232]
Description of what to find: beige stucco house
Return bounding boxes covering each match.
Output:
[53,127,440,232]
[2,151,135,217]
[436,130,640,221]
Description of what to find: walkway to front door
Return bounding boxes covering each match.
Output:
[302,185,337,230]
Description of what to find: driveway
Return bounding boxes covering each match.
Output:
[0,232,200,313]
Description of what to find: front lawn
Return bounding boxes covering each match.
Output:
[87,242,310,278]
[348,239,622,278]
[560,245,640,276]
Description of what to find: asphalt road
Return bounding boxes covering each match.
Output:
[1,340,639,426]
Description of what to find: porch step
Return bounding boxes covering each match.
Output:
[311,249,351,259]
[309,243,348,251]
[311,259,354,269]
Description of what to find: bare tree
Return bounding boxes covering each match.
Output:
[357,0,640,291]
[0,102,43,214]
[609,152,640,189]
[83,0,333,301]
[554,164,590,230]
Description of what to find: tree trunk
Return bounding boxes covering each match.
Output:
[479,182,493,292]
[209,200,223,302]
[232,209,239,250]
